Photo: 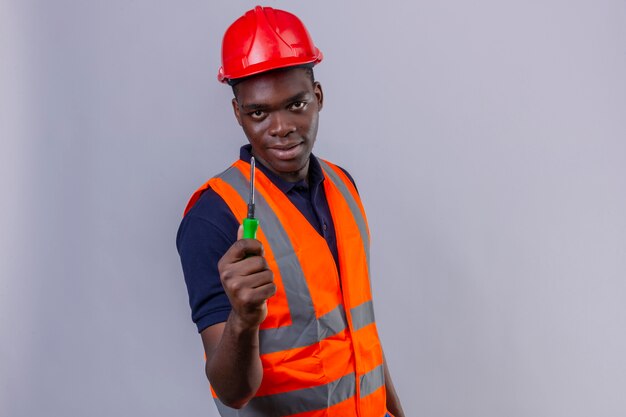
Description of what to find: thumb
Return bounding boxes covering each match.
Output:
[237,224,243,240]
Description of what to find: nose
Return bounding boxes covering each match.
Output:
[268,111,296,137]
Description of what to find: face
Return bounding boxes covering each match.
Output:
[232,68,323,183]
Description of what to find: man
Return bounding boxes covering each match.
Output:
[177,6,404,417]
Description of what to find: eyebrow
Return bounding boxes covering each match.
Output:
[240,91,311,111]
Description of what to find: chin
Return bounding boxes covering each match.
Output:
[271,158,309,177]
[273,160,303,173]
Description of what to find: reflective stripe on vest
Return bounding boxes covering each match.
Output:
[318,159,370,270]
[186,158,385,417]
[214,365,385,417]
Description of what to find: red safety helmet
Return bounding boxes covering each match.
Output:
[218,6,323,84]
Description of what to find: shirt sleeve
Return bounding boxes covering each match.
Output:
[176,188,238,333]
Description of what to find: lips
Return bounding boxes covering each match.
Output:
[268,142,304,160]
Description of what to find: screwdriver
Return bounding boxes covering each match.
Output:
[243,156,259,239]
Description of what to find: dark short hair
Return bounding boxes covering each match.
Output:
[231,65,316,99]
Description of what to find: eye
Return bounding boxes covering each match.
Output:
[289,101,307,111]
[248,110,266,120]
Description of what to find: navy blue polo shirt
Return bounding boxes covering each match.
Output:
[177,145,356,333]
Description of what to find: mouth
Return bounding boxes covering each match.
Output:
[268,142,304,160]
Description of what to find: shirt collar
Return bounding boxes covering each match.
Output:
[239,144,324,194]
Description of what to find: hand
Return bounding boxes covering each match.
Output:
[217,226,276,329]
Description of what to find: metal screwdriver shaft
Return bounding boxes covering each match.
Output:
[242,157,259,239]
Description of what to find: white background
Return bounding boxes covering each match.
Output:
[2,1,626,416]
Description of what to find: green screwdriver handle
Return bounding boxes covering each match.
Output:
[243,156,258,240]
[243,217,259,239]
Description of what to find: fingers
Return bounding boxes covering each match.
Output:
[226,255,269,278]
[217,240,274,302]
[219,238,264,266]
[216,228,276,328]
[242,269,274,290]
[228,272,276,304]
[237,283,277,309]
[221,267,276,328]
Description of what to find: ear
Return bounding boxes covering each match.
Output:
[313,81,324,111]
[232,98,243,126]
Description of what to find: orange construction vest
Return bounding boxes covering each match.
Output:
[185,158,386,417]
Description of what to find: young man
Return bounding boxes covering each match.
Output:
[177,6,404,417]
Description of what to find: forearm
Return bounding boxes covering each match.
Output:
[206,312,264,409]
[383,353,405,417]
